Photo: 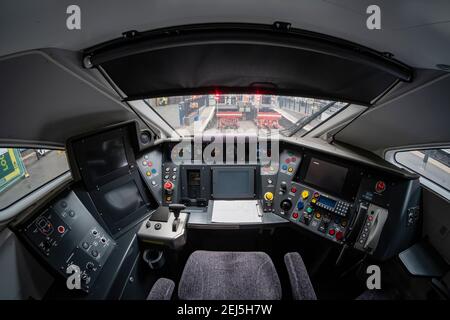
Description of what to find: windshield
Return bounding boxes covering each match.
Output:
[143,95,347,137]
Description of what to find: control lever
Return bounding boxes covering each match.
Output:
[169,204,186,232]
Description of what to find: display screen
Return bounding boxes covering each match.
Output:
[212,167,255,199]
[84,137,128,181]
[318,196,337,208]
[97,180,144,223]
[304,158,348,194]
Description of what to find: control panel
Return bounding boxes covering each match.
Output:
[137,149,163,204]
[20,191,115,292]
[288,184,353,243]
[354,203,388,253]
[270,150,303,215]
[162,162,179,205]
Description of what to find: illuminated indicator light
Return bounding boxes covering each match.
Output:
[57,226,65,234]
[301,190,309,199]
[146,171,151,176]
[288,167,294,173]
[292,212,299,219]
[328,229,335,236]
[166,196,172,201]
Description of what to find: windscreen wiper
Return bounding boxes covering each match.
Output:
[280,101,336,137]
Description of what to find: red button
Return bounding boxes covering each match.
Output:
[335,231,343,241]
[291,187,297,193]
[285,158,291,164]
[291,157,297,162]
[163,181,173,190]
[328,229,335,236]
[375,181,386,193]
[292,212,299,219]
[368,215,373,221]
[57,226,65,234]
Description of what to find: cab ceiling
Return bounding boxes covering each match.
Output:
[1,0,450,70]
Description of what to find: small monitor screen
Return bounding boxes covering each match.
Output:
[212,167,255,199]
[304,158,348,195]
[85,137,128,181]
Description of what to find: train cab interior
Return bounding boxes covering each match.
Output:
[0,1,449,301]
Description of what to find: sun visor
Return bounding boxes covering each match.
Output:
[84,23,413,105]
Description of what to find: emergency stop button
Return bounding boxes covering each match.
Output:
[163,181,174,190]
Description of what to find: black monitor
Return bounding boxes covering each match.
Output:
[212,166,256,199]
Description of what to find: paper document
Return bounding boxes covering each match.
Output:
[211,200,262,223]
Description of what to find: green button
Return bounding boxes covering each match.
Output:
[306,207,313,213]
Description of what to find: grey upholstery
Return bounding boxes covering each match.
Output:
[284,252,317,300]
[147,278,175,300]
[178,251,282,300]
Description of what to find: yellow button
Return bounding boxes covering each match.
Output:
[146,171,152,176]
[264,192,274,201]
[311,198,317,204]
[301,190,309,199]
[166,196,172,201]
[315,212,321,219]
[288,167,294,173]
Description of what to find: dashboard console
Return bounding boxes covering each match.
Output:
[14,122,421,298]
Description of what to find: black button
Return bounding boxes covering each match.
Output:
[91,250,99,258]
[68,210,75,217]
[155,223,162,230]
[60,201,67,208]
[82,242,89,249]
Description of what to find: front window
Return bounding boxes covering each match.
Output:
[143,94,347,137]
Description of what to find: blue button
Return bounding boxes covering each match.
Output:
[297,201,304,210]
[151,169,157,174]
[282,164,288,170]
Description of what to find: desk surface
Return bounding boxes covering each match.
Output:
[187,200,288,229]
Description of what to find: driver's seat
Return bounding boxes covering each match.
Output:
[147,251,316,300]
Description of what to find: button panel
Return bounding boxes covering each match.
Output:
[288,184,353,243]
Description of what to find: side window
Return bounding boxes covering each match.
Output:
[0,148,70,209]
[395,148,450,192]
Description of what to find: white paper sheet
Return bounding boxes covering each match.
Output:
[211,200,262,223]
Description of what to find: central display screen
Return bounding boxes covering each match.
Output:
[304,158,348,195]
[212,167,255,199]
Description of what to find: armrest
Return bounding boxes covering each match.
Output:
[284,252,317,300]
[147,278,175,300]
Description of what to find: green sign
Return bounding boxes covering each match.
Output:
[0,149,26,192]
